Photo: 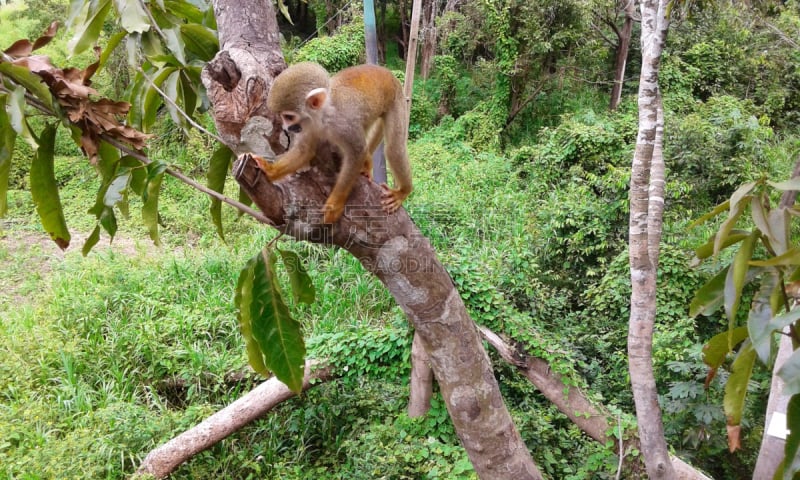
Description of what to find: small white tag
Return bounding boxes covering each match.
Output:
[767,412,789,440]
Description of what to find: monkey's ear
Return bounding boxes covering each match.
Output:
[305,88,328,110]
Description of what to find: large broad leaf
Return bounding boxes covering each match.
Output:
[162,28,186,65]
[234,256,270,376]
[769,178,800,192]
[724,230,758,325]
[142,161,165,246]
[691,230,749,266]
[747,268,779,364]
[207,145,232,241]
[783,395,800,480]
[689,199,730,229]
[82,224,101,256]
[68,0,112,55]
[714,199,748,256]
[703,326,749,369]
[113,0,150,33]
[724,341,756,452]
[692,265,765,319]
[0,95,15,217]
[0,62,54,111]
[278,249,316,304]
[778,349,800,398]
[242,248,306,393]
[142,67,176,132]
[749,248,800,267]
[30,124,70,249]
[163,0,205,23]
[180,24,219,62]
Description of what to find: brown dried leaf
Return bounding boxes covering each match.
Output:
[12,55,56,73]
[4,39,33,58]
[32,22,59,51]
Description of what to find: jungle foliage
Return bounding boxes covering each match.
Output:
[2,0,800,478]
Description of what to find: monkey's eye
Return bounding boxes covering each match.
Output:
[282,113,297,124]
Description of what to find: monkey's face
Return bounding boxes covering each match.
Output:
[280,111,304,134]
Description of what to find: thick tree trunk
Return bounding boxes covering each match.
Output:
[202,1,542,478]
[628,0,673,478]
[609,0,635,111]
[408,332,434,417]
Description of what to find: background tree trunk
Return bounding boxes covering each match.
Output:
[628,0,673,478]
[420,0,441,79]
[204,0,542,478]
[609,0,635,111]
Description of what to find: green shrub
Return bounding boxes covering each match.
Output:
[292,22,366,72]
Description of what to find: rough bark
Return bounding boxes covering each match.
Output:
[137,362,335,477]
[202,1,541,478]
[609,0,635,111]
[628,0,673,478]
[479,326,713,480]
[420,0,440,79]
[408,332,434,417]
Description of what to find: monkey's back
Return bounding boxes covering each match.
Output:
[330,65,403,128]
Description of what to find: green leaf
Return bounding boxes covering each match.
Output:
[68,0,112,55]
[278,249,316,304]
[729,181,757,214]
[249,248,306,393]
[7,85,28,137]
[98,30,127,71]
[748,268,778,364]
[0,63,54,111]
[142,162,164,246]
[180,24,218,62]
[714,199,747,255]
[724,341,756,427]
[724,230,758,325]
[768,179,800,192]
[30,124,70,249]
[113,0,150,33]
[99,206,117,238]
[207,145,232,241]
[750,248,800,267]
[779,350,800,398]
[783,395,800,480]
[703,326,748,369]
[692,230,749,264]
[691,267,728,318]
[162,69,183,127]
[0,95,15,217]
[179,70,198,119]
[82,225,101,256]
[234,256,270,376]
[163,0,204,23]
[162,27,186,65]
[142,67,176,132]
[689,199,730,229]
[767,208,790,255]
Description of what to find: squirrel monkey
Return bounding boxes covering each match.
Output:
[255,62,413,224]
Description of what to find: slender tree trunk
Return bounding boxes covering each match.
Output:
[610,0,635,111]
[628,0,673,478]
[202,1,542,478]
[420,0,440,79]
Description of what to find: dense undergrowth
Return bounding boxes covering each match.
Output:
[3,0,800,478]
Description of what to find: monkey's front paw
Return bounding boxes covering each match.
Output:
[322,202,345,224]
[251,154,275,179]
[380,184,405,214]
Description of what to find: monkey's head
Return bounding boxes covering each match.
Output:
[268,62,331,134]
